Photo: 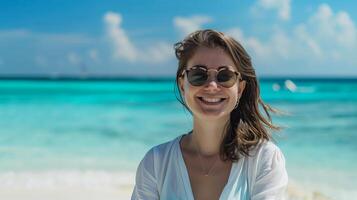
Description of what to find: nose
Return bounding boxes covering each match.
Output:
[204,73,220,92]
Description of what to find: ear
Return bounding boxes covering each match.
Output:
[179,76,185,94]
[238,80,246,97]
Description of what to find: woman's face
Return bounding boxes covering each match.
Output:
[179,46,246,120]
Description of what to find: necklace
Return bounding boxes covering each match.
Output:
[192,135,220,177]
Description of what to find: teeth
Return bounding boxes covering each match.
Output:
[201,97,222,103]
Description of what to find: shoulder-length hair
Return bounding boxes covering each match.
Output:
[174,29,280,161]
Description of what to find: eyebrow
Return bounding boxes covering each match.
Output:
[191,65,235,70]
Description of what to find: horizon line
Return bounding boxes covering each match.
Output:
[1,74,357,82]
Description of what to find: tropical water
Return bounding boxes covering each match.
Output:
[0,79,356,199]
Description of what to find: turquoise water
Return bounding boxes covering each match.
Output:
[0,79,356,198]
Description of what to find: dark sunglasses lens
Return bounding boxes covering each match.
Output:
[217,70,237,87]
[187,68,207,86]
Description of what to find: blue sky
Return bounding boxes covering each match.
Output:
[0,0,356,77]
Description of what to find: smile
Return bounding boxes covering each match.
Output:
[197,97,226,105]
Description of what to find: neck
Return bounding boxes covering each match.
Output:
[189,115,230,157]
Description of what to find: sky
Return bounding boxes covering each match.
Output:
[0,0,356,78]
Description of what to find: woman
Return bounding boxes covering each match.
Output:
[131,29,288,200]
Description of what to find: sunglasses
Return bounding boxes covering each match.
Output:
[182,65,241,88]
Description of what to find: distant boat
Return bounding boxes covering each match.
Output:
[284,79,297,92]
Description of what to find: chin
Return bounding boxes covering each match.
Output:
[194,109,231,120]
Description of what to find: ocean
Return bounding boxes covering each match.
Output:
[0,78,356,199]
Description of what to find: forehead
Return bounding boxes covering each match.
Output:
[187,46,236,70]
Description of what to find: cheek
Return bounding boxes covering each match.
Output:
[229,86,240,103]
[181,81,194,101]
[183,84,196,100]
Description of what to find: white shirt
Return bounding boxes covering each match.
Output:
[131,134,288,200]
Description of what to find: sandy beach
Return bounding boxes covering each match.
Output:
[0,183,332,200]
[1,187,332,200]
[0,171,134,200]
[0,170,336,200]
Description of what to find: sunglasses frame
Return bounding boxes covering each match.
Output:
[181,65,242,88]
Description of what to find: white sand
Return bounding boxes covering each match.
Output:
[0,171,134,200]
[0,184,333,200]
[0,171,338,200]
[0,188,131,200]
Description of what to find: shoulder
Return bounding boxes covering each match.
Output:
[141,135,182,164]
[247,140,287,173]
[250,140,284,159]
[135,135,182,186]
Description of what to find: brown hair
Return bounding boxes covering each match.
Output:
[174,29,280,161]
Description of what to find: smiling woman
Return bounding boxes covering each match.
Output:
[131,29,288,200]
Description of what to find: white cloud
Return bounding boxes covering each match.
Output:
[0,12,173,75]
[103,11,173,64]
[173,15,212,37]
[293,25,322,57]
[308,4,357,47]
[253,0,291,21]
[0,29,97,75]
[226,28,245,42]
[288,3,356,63]
[142,42,173,63]
[104,12,137,62]
[228,28,295,63]
[226,28,268,59]
[228,3,357,75]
